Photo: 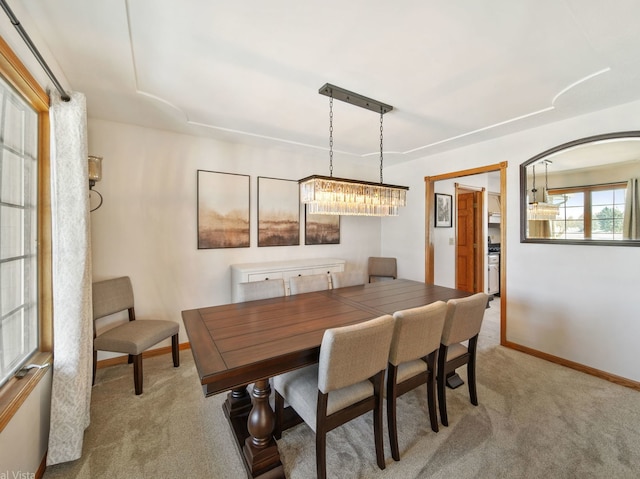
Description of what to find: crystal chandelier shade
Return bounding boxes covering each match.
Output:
[300,175,408,216]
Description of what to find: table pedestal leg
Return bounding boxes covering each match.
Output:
[243,379,283,477]
[223,385,253,417]
[222,380,285,478]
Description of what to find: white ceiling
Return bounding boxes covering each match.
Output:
[17,0,640,168]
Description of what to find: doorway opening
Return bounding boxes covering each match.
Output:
[424,162,507,345]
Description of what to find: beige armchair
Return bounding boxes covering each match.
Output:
[387,301,447,461]
[437,292,489,426]
[274,315,395,479]
[92,276,179,395]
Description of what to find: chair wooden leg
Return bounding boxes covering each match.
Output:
[274,391,284,440]
[437,344,449,427]
[133,354,143,395]
[373,372,386,470]
[92,349,97,386]
[316,392,329,479]
[171,333,180,367]
[468,336,478,406]
[386,364,400,461]
[426,351,439,433]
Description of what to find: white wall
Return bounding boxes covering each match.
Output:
[87,119,383,354]
[384,99,640,382]
[0,370,51,476]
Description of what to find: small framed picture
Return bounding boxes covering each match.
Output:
[435,193,453,228]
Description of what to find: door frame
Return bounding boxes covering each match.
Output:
[424,161,507,345]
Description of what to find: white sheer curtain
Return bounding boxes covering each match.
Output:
[47,91,93,465]
[623,178,640,240]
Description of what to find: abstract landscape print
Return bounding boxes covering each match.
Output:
[258,177,300,247]
[305,207,340,245]
[197,170,250,249]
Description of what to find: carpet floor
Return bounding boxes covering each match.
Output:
[43,301,640,478]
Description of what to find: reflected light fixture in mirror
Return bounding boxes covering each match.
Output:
[528,160,559,220]
[88,155,103,212]
[520,131,640,246]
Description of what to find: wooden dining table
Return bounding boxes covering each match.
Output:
[182,278,471,479]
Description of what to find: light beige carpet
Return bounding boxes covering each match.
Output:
[44,304,640,478]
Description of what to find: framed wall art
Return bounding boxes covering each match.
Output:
[435,193,453,228]
[197,170,250,249]
[258,177,300,247]
[305,207,340,245]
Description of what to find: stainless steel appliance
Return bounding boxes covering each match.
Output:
[488,243,500,295]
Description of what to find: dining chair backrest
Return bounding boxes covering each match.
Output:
[237,278,286,302]
[330,270,366,289]
[318,314,394,394]
[368,256,397,282]
[92,276,135,320]
[441,292,488,346]
[389,301,447,366]
[289,273,330,295]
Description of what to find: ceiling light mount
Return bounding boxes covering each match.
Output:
[318,83,393,115]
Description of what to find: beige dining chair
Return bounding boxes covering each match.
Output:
[237,278,286,302]
[387,301,447,461]
[368,256,397,282]
[92,276,179,395]
[437,292,489,426]
[330,270,366,289]
[274,314,395,479]
[289,273,330,295]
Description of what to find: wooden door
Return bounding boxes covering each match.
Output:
[456,192,475,292]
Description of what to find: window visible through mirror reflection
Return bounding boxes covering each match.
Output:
[545,184,626,240]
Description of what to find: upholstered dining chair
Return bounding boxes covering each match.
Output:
[386,301,448,461]
[274,314,395,479]
[92,276,180,395]
[237,278,286,302]
[330,270,366,289]
[368,256,397,283]
[289,273,330,295]
[437,292,489,426]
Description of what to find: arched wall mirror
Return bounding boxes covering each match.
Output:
[520,131,640,246]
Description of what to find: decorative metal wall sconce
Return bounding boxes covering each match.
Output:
[88,155,103,212]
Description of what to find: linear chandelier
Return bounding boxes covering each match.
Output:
[299,84,409,216]
[528,160,559,220]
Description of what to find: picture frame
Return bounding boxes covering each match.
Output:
[197,170,250,249]
[435,193,453,228]
[258,177,300,247]
[305,206,340,245]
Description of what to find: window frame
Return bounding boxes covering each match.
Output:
[0,34,52,433]
[548,182,627,240]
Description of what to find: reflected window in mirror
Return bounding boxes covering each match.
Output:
[521,131,640,246]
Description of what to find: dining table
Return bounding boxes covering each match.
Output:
[182,278,471,479]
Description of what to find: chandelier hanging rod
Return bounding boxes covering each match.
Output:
[319,83,393,115]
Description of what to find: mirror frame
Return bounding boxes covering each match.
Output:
[520,131,640,246]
